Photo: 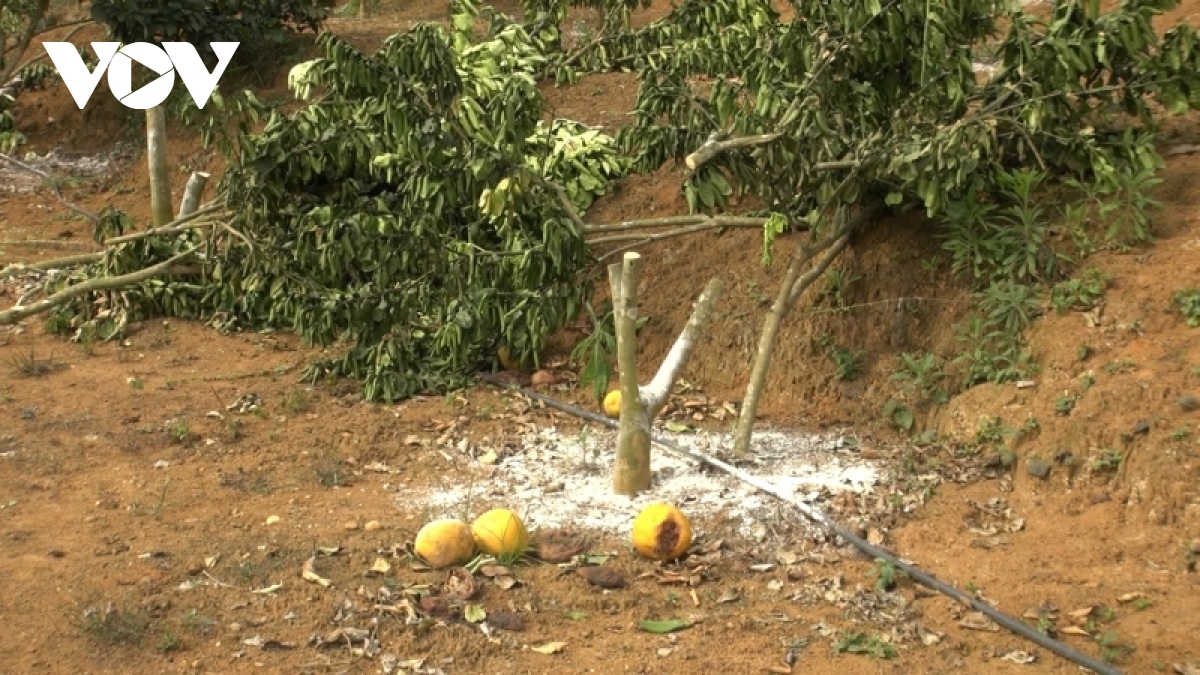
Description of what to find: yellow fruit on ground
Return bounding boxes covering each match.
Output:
[471,508,530,557]
[413,519,475,569]
[603,390,621,418]
[631,502,693,561]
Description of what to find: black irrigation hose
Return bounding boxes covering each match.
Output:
[477,373,1122,675]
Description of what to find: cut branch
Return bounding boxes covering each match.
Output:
[102,204,225,245]
[0,246,201,326]
[641,276,723,416]
[583,214,767,235]
[0,252,102,280]
[685,132,781,171]
[177,171,211,218]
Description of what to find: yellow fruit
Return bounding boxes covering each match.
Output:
[603,390,621,418]
[413,519,475,569]
[631,502,692,561]
[471,508,530,557]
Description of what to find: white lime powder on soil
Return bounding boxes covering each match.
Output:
[392,424,881,536]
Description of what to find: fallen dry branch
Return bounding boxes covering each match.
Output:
[0,245,201,325]
[477,373,1123,675]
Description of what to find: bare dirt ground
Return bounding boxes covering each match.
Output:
[1,1,1199,674]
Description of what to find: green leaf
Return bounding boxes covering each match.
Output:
[638,619,691,634]
[464,604,487,623]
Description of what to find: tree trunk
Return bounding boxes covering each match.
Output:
[731,201,882,457]
[146,106,173,227]
[609,253,651,496]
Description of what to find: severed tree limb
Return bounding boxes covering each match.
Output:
[0,251,102,280]
[0,152,99,221]
[587,218,758,246]
[731,199,882,457]
[685,132,781,171]
[0,245,201,325]
[583,214,767,235]
[640,276,723,416]
[103,204,225,245]
[177,171,211,218]
[0,239,93,248]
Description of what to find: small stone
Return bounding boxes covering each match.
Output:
[1027,458,1051,480]
[264,515,281,525]
[1131,419,1151,434]
[229,622,242,632]
[363,520,382,532]
[1178,394,1198,412]
[344,521,360,531]
[478,449,498,465]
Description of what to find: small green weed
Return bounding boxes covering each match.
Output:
[80,602,153,646]
[1092,449,1123,472]
[891,351,948,406]
[1055,393,1077,416]
[1051,268,1111,313]
[1171,288,1200,327]
[833,631,897,659]
[831,346,865,381]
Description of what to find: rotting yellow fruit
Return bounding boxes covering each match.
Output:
[471,508,530,557]
[603,390,621,418]
[413,518,476,569]
[631,502,692,561]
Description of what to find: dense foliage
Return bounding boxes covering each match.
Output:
[26,0,1200,403]
[44,6,623,401]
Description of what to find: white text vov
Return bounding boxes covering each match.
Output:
[41,42,239,110]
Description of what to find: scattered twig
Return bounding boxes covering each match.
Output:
[0,152,100,222]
